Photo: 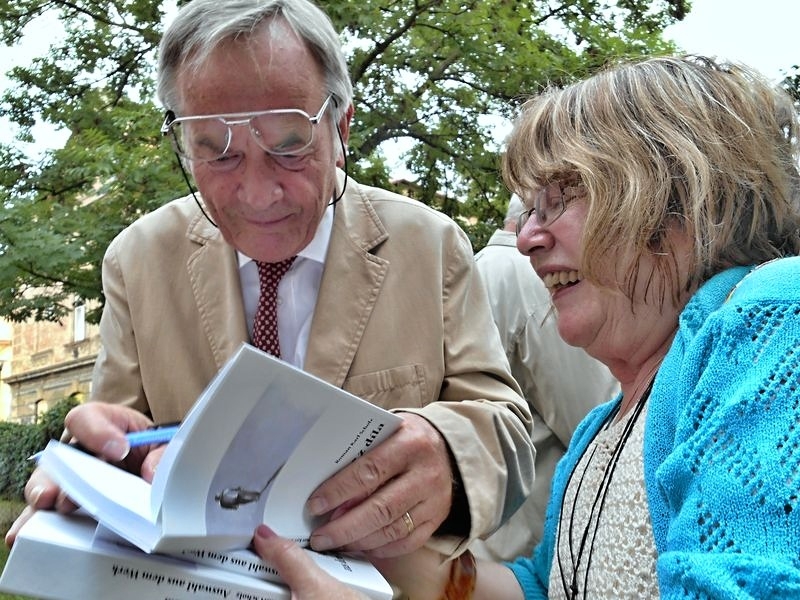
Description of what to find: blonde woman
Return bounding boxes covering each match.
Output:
[252,55,800,600]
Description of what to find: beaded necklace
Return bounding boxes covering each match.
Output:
[554,380,653,600]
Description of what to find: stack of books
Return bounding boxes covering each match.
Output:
[1,344,398,599]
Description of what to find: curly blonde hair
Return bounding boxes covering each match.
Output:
[503,55,800,306]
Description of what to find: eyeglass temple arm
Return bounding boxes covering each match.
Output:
[160,108,218,228]
[161,110,177,135]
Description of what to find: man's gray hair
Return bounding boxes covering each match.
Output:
[504,194,526,226]
[157,0,353,123]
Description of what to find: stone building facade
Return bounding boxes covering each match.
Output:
[1,304,99,423]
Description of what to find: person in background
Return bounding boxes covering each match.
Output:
[217,54,800,599]
[6,0,534,571]
[472,195,618,561]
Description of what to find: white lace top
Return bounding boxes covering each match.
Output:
[549,402,660,599]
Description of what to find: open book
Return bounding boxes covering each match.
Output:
[35,343,403,554]
[0,510,393,599]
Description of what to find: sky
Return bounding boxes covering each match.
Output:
[0,0,797,154]
[663,0,799,81]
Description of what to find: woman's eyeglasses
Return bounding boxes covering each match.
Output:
[515,181,586,235]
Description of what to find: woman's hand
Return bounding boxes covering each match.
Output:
[252,525,369,600]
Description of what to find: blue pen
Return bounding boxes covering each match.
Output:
[124,425,181,447]
[28,424,181,462]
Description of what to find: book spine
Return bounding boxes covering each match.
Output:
[1,536,292,600]
[177,548,392,600]
[180,548,282,582]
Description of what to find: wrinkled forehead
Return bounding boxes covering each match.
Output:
[174,19,322,114]
[175,33,324,117]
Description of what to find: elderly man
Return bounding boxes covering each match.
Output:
[7,0,532,564]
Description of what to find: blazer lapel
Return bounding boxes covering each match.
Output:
[186,209,250,370]
[303,179,388,387]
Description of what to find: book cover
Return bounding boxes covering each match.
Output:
[0,511,393,600]
[36,343,403,554]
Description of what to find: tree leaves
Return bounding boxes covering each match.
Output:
[0,0,690,323]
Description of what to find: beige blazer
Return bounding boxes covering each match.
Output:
[92,174,534,553]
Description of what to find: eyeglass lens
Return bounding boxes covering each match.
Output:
[171,111,317,162]
[516,182,567,234]
[536,182,568,224]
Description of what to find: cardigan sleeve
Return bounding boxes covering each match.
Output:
[648,260,800,598]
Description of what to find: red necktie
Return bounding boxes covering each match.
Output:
[253,258,295,358]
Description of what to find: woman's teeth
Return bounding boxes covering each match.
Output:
[542,270,581,290]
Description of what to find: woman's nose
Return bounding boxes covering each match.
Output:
[516,217,552,256]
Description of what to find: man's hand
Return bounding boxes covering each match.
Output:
[5,402,157,547]
[62,403,160,479]
[252,525,368,600]
[307,413,455,558]
[4,476,66,548]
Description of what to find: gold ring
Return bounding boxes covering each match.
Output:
[402,511,415,535]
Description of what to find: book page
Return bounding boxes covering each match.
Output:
[39,343,402,555]
[36,442,159,550]
[263,404,401,542]
[157,344,402,551]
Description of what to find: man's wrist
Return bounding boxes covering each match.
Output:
[433,447,470,537]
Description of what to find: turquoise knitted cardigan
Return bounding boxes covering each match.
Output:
[508,258,800,599]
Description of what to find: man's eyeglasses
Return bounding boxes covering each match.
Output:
[160,94,334,171]
[515,181,586,235]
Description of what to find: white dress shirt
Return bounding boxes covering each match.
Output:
[237,204,334,368]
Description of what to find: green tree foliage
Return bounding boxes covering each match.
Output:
[781,65,800,108]
[0,396,78,500]
[0,421,42,500]
[0,0,688,323]
[37,394,81,442]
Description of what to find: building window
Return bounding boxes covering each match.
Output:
[74,304,86,342]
